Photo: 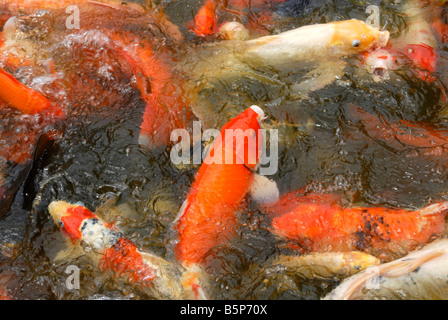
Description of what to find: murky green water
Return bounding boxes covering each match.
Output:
[1,0,448,300]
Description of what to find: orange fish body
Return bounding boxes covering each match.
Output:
[94,30,190,148]
[49,202,156,283]
[268,192,448,259]
[174,106,265,266]
[348,104,448,155]
[432,5,448,44]
[0,67,63,116]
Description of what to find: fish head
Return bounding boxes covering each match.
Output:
[330,19,390,55]
[361,47,398,82]
[192,0,218,37]
[48,201,96,241]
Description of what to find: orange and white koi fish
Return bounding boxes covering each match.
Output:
[186,19,390,107]
[173,106,278,268]
[359,47,400,82]
[0,0,185,148]
[48,201,187,300]
[324,238,448,300]
[265,190,448,260]
[172,105,279,298]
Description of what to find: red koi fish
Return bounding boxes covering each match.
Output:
[265,191,448,260]
[347,103,448,156]
[174,105,272,267]
[48,201,186,299]
[0,67,63,117]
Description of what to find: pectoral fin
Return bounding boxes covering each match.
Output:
[249,173,279,205]
[291,61,347,97]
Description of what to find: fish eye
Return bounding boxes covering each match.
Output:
[352,39,361,48]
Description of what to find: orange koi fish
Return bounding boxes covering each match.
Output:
[0,67,63,116]
[104,31,190,148]
[192,0,219,37]
[266,191,448,260]
[347,103,448,156]
[48,201,186,299]
[174,105,274,267]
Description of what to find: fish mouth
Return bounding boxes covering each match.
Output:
[373,67,386,77]
[371,66,390,82]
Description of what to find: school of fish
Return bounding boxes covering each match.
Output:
[1,0,448,300]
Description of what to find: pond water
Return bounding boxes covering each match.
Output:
[0,0,448,300]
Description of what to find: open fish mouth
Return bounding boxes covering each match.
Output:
[372,66,390,81]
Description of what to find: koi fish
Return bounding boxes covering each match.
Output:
[359,47,400,82]
[99,30,190,149]
[362,0,439,82]
[48,201,189,300]
[239,19,390,67]
[172,105,278,298]
[347,103,448,156]
[173,105,278,267]
[324,238,448,300]
[217,21,250,40]
[270,251,380,280]
[265,191,448,260]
